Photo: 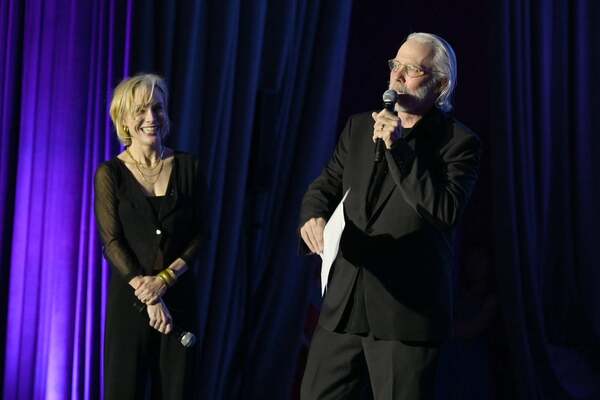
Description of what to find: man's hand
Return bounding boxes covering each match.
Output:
[134,275,167,305]
[372,110,402,149]
[300,217,326,254]
[146,299,173,334]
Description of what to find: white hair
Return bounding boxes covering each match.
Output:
[406,32,457,112]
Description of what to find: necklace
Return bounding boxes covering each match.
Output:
[126,147,164,169]
[126,147,165,184]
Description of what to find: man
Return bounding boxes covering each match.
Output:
[299,33,480,400]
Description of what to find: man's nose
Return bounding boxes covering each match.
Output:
[391,68,406,82]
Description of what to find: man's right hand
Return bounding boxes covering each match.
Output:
[300,217,326,254]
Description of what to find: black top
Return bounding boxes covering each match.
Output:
[94,152,208,282]
[147,195,166,218]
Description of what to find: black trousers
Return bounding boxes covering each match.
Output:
[301,325,439,400]
[104,277,197,399]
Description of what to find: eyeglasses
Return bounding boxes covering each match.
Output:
[387,59,438,78]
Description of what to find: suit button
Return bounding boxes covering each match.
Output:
[155,229,162,235]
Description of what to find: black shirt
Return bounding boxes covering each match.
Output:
[147,195,166,218]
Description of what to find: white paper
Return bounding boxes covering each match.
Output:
[319,189,351,295]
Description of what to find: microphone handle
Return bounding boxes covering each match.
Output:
[374,102,396,162]
[374,139,385,162]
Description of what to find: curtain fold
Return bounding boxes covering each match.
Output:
[0,0,24,393]
[491,0,600,398]
[1,0,352,398]
[129,1,352,398]
[1,1,130,398]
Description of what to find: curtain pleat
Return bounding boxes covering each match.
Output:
[1,1,352,398]
[492,0,600,398]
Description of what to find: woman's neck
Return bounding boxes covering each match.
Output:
[127,143,164,166]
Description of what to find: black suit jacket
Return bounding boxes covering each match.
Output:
[300,108,480,341]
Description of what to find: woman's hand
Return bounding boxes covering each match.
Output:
[146,299,173,334]
[134,275,167,305]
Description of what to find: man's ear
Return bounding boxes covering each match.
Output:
[437,78,449,93]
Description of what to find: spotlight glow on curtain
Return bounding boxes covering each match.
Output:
[1,0,353,398]
[2,1,131,398]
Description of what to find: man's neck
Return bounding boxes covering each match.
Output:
[397,111,423,128]
[396,104,436,128]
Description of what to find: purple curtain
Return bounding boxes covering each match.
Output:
[0,0,353,398]
[1,1,131,398]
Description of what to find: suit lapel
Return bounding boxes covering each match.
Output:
[366,172,396,226]
[362,109,445,226]
[357,148,377,226]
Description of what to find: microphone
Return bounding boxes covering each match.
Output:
[132,299,197,348]
[375,89,399,162]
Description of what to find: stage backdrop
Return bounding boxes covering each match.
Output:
[0,0,352,399]
[491,0,600,399]
[3,0,600,399]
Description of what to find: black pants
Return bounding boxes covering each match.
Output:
[301,325,439,400]
[104,278,197,399]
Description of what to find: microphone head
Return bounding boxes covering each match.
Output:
[179,331,196,348]
[382,89,398,105]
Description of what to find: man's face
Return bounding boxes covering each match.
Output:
[389,39,442,113]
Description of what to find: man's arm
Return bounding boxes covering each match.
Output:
[385,125,480,230]
[298,116,353,253]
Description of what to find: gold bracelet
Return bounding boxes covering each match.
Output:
[158,270,175,287]
[163,270,175,286]
[156,273,170,287]
[164,268,177,282]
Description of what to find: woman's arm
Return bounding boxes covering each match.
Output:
[94,163,144,282]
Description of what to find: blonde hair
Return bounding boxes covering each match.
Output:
[109,73,170,146]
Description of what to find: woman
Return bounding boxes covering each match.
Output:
[94,74,206,399]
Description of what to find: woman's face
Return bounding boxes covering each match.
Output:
[124,86,168,147]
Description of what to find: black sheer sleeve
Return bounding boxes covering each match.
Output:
[179,159,209,265]
[94,162,143,282]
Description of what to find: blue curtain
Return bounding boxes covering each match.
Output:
[492,0,600,398]
[127,2,353,397]
[0,0,352,398]
[4,0,600,398]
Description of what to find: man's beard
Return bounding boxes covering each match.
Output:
[390,78,439,113]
